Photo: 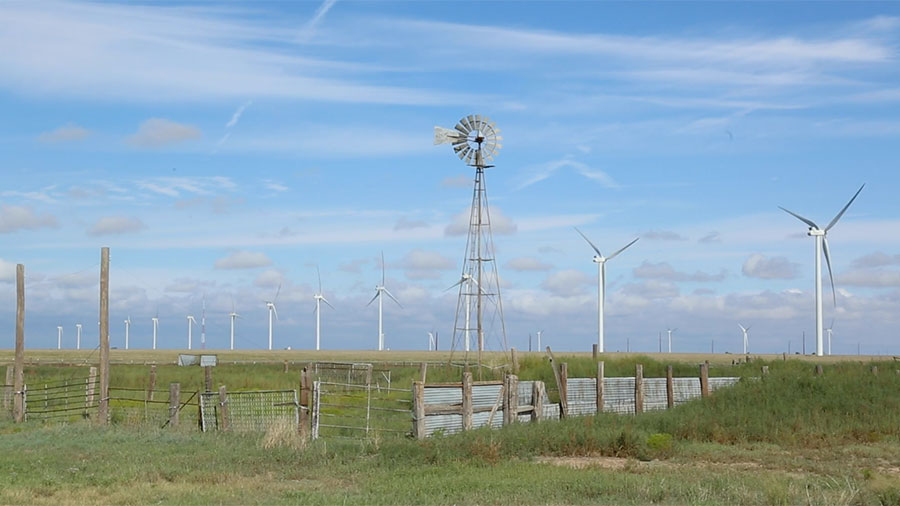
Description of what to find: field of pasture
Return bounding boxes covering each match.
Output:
[1,351,899,505]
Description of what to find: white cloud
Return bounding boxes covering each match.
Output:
[644,230,688,241]
[698,231,722,244]
[0,204,59,233]
[137,176,236,198]
[742,253,800,280]
[852,252,900,268]
[541,269,592,297]
[633,261,727,282]
[263,180,289,192]
[299,0,338,41]
[506,257,553,272]
[87,216,146,236]
[838,269,900,287]
[0,258,16,282]
[394,217,428,231]
[226,101,252,128]
[127,118,201,148]
[441,175,471,188]
[254,269,285,288]
[445,207,517,236]
[516,158,619,190]
[37,123,90,142]
[399,249,455,280]
[620,280,680,299]
[214,251,273,270]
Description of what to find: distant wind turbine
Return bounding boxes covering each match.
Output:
[187,315,197,350]
[826,319,835,356]
[124,316,131,350]
[265,284,281,350]
[779,184,864,356]
[666,328,677,353]
[738,324,751,354]
[76,323,82,350]
[151,312,159,350]
[367,252,401,351]
[313,266,334,351]
[57,326,63,350]
[229,298,241,351]
[575,227,639,353]
[446,273,486,352]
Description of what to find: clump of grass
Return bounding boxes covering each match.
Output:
[261,420,307,450]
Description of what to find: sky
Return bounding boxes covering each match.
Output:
[1,1,899,355]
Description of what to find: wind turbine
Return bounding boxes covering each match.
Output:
[186,315,196,350]
[738,324,751,354]
[76,323,82,350]
[427,331,436,351]
[313,266,334,351]
[666,328,677,353]
[124,316,131,350]
[446,273,486,352]
[57,326,63,350]
[826,319,834,356]
[575,227,639,353]
[228,298,240,351]
[367,252,401,351]
[265,284,281,351]
[537,330,543,350]
[151,312,159,350]
[779,184,864,357]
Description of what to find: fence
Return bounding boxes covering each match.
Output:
[312,380,411,439]
[200,389,299,432]
[21,372,99,422]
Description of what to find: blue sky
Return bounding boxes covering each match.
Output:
[1,1,899,354]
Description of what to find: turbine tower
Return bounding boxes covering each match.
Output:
[575,228,639,353]
[187,315,196,350]
[445,273,485,352]
[313,266,334,351]
[151,312,159,350]
[229,298,240,351]
[738,324,751,354]
[124,316,131,350]
[779,184,864,357]
[826,319,834,356]
[57,326,63,350]
[666,328,677,353]
[200,296,206,350]
[76,323,82,350]
[434,114,509,367]
[265,284,281,350]
[367,252,401,351]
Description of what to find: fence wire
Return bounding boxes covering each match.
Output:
[313,380,411,440]
[200,390,298,432]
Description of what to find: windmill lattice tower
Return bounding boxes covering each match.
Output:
[435,114,509,363]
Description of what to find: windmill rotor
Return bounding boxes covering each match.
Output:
[435,114,502,166]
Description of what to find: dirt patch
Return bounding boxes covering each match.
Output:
[535,456,647,470]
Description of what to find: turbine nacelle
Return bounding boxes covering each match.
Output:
[808,228,825,237]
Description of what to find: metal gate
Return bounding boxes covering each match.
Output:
[23,376,99,421]
[312,380,410,439]
[200,389,299,432]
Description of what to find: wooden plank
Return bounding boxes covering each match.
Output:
[559,362,568,418]
[761,365,769,376]
[299,367,310,436]
[98,248,109,425]
[815,364,824,376]
[634,364,644,414]
[419,362,427,383]
[218,385,229,431]
[85,366,97,418]
[13,264,25,423]
[462,371,473,431]
[592,344,598,361]
[596,361,604,413]
[531,381,544,422]
[412,381,425,440]
[666,365,674,409]
[485,384,505,427]
[510,347,518,374]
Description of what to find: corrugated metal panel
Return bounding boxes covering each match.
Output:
[424,386,462,405]
[518,380,534,406]
[673,378,700,405]
[472,384,503,409]
[543,403,560,420]
[709,377,740,391]
[566,378,597,416]
[603,377,635,414]
[425,413,462,437]
[643,378,668,412]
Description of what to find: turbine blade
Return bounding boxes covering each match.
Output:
[825,184,865,232]
[574,227,603,257]
[738,324,746,332]
[381,251,385,285]
[274,283,282,303]
[366,292,379,307]
[822,237,837,307]
[383,288,402,308]
[322,298,335,310]
[778,206,819,229]
[608,237,639,260]
[272,304,278,320]
[444,278,465,292]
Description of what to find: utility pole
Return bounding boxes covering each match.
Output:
[98,247,110,424]
[13,264,25,423]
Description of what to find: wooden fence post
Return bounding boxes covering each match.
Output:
[592,344,598,361]
[218,385,229,431]
[559,363,568,418]
[531,380,544,422]
[462,371,473,431]
[510,347,518,374]
[299,367,310,436]
[699,362,709,398]
[147,365,157,402]
[168,383,180,427]
[596,361,604,413]
[666,365,674,409]
[13,264,25,423]
[98,248,110,425]
[634,364,644,414]
[412,381,425,439]
[419,362,428,384]
[85,366,98,417]
[283,360,289,374]
[783,352,787,361]
[815,365,824,376]
[504,374,519,425]
[204,366,213,392]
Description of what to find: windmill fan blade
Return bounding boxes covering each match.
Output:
[608,237,640,260]
[778,206,818,229]
[466,114,477,130]
[738,324,746,332]
[322,298,335,310]
[825,184,865,232]
[434,126,463,145]
[822,237,837,306]
[445,278,465,292]
[383,288,402,308]
[381,251,386,285]
[366,292,379,307]
[574,227,603,257]
[460,116,472,132]
[317,265,322,293]
[454,123,468,135]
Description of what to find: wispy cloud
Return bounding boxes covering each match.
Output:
[299,0,339,41]
[87,216,146,236]
[127,118,201,148]
[136,177,236,198]
[0,204,58,233]
[226,101,252,128]
[38,123,91,143]
[516,158,619,190]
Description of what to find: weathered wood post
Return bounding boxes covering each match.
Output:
[510,347,518,374]
[283,360,289,374]
[634,364,644,414]
[419,362,428,384]
[461,371,473,431]
[147,365,157,402]
[218,385,229,431]
[85,366,98,417]
[666,365,674,409]
[13,264,25,423]
[204,366,213,392]
[815,365,824,376]
[699,362,709,398]
[596,361,604,414]
[168,382,180,427]
[412,381,425,439]
[531,380,544,422]
[98,248,110,425]
[783,352,787,362]
[504,374,519,425]
[559,363,568,418]
[299,367,310,436]
[592,344,598,361]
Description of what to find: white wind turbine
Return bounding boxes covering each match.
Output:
[427,331,439,351]
[186,315,196,350]
[446,273,486,352]
[826,319,834,356]
[666,328,677,353]
[367,252,401,351]
[313,267,334,351]
[76,323,82,350]
[151,312,159,350]
[57,326,63,350]
[738,324,751,354]
[229,299,241,351]
[779,184,864,357]
[575,228,639,353]
[124,316,131,350]
[265,284,281,351]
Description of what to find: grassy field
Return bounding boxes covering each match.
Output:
[2,353,899,505]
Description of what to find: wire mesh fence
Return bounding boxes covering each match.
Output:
[311,362,392,391]
[200,389,299,432]
[312,380,411,440]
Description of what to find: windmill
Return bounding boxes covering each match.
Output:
[826,319,835,356]
[779,184,864,356]
[537,330,543,350]
[445,273,487,352]
[229,298,241,351]
[57,326,63,350]
[427,331,436,351]
[200,296,206,350]
[76,323,82,350]
[265,284,281,351]
[738,324,751,354]
[186,315,197,350]
[151,311,159,350]
[575,228,639,353]
[124,316,131,350]
[367,252,400,351]
[434,114,509,371]
[666,328,677,353]
[313,266,334,351]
